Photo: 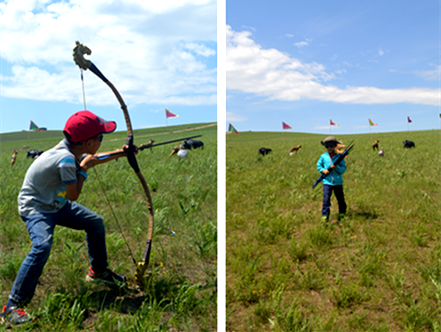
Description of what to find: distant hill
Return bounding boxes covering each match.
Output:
[0,122,216,144]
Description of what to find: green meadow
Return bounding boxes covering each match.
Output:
[227,130,441,331]
[0,123,217,331]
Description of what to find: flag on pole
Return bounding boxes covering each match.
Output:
[282,121,292,130]
[330,119,339,126]
[228,123,239,134]
[30,120,40,131]
[407,116,412,123]
[165,109,179,118]
[368,118,378,126]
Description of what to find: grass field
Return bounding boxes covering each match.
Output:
[226,130,441,331]
[0,123,217,331]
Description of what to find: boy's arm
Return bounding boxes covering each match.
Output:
[65,146,134,201]
[334,156,347,174]
[65,150,123,201]
[65,168,87,201]
[317,155,329,174]
[81,145,137,168]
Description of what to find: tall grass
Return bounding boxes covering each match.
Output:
[227,130,441,331]
[0,123,217,331]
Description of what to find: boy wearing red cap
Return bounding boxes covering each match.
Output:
[2,111,129,325]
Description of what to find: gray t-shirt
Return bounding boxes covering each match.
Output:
[18,139,78,216]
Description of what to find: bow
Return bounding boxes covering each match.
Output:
[73,41,153,286]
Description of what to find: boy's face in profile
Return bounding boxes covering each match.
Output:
[85,134,103,155]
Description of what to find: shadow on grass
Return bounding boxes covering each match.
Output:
[88,287,147,314]
[348,210,379,220]
[86,273,187,314]
[84,272,216,315]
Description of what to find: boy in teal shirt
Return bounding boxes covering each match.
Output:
[316,136,347,222]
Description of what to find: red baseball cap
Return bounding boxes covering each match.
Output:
[64,110,116,143]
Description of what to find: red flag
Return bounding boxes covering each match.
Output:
[165,109,179,118]
[407,116,412,123]
[330,119,339,126]
[282,122,292,130]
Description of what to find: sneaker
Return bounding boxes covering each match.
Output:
[1,306,33,325]
[85,267,127,286]
[338,213,346,221]
[320,216,329,225]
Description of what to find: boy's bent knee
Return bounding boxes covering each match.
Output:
[86,215,105,233]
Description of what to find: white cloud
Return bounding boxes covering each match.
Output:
[184,42,216,57]
[227,26,439,106]
[294,38,311,48]
[285,34,294,38]
[226,111,246,122]
[378,49,384,56]
[0,0,216,106]
[314,125,339,130]
[416,65,440,81]
[240,25,256,32]
[294,41,308,48]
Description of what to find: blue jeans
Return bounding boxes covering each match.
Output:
[8,201,108,307]
[322,184,347,217]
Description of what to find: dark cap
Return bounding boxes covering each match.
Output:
[63,110,116,143]
[321,136,342,146]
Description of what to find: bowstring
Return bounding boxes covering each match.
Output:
[92,169,137,266]
[81,69,86,110]
[80,69,137,267]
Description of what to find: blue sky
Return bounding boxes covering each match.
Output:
[226,0,440,134]
[0,0,217,134]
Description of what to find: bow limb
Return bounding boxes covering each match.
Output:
[73,41,154,286]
